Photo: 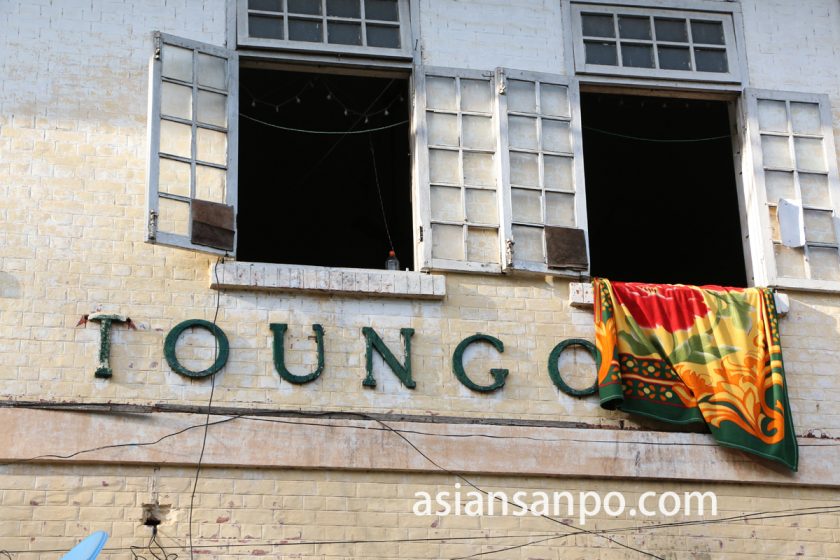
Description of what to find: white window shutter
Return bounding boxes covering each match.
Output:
[416,67,502,273]
[496,69,589,275]
[745,89,840,289]
[146,32,239,256]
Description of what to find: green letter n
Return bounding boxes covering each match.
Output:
[362,327,415,389]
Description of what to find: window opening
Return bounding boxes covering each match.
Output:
[237,67,413,269]
[581,92,746,286]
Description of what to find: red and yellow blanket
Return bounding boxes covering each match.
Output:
[594,278,798,471]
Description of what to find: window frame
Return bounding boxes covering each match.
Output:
[236,0,413,60]
[146,32,240,256]
[416,66,505,274]
[570,2,741,84]
[496,68,590,276]
[743,88,840,292]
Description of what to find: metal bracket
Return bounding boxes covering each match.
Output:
[496,68,507,95]
[148,210,158,241]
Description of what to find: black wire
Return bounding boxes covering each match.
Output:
[368,134,394,252]
[187,256,223,560]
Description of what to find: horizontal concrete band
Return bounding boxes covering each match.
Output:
[3,407,835,487]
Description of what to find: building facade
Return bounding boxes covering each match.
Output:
[2,0,840,558]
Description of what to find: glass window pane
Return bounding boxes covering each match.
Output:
[545,192,575,227]
[365,0,399,21]
[427,112,459,147]
[196,90,227,128]
[426,77,456,112]
[761,135,792,169]
[366,24,400,48]
[694,48,728,72]
[158,198,190,236]
[288,0,322,15]
[508,80,536,114]
[774,244,806,277]
[511,188,542,224]
[430,185,462,222]
[764,170,795,202]
[804,210,836,244]
[465,189,498,224]
[790,102,822,135]
[621,43,654,68]
[249,15,284,39]
[794,137,826,172]
[585,41,618,65]
[544,155,574,191]
[327,0,360,18]
[159,120,192,159]
[159,158,191,197]
[432,224,464,260]
[657,46,691,70]
[510,152,539,187]
[809,247,840,281]
[289,18,322,42]
[540,84,569,118]
[690,20,724,45]
[161,82,192,120]
[196,165,227,203]
[757,99,788,133]
[249,0,282,11]
[466,227,499,263]
[799,173,831,208]
[328,22,362,45]
[512,225,544,262]
[196,128,227,166]
[582,14,615,38]
[618,16,650,40]
[162,45,193,82]
[197,54,226,90]
[429,149,459,184]
[654,18,687,42]
[463,152,495,187]
[542,120,571,154]
[462,115,494,150]
[508,116,538,151]
[460,79,492,113]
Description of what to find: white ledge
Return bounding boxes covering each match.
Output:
[569,282,789,316]
[211,261,446,299]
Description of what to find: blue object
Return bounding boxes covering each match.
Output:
[61,531,109,560]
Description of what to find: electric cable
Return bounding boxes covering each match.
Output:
[582,125,731,143]
[186,256,224,560]
[239,112,408,134]
[368,134,395,252]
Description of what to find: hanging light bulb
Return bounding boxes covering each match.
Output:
[295,96,301,104]
[251,99,256,108]
[364,116,369,123]
[384,109,389,116]
[344,109,348,116]
[275,105,279,112]
[326,93,332,100]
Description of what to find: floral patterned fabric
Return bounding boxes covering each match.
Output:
[594,278,798,471]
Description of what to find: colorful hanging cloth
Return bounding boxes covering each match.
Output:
[594,278,798,471]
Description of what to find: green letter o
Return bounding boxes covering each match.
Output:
[164,319,229,378]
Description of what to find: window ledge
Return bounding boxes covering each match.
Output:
[211,262,446,300]
[569,282,789,316]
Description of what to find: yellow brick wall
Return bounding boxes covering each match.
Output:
[2,464,839,560]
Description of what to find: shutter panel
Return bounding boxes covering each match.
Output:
[497,69,589,274]
[146,32,239,255]
[417,67,502,273]
[745,89,840,289]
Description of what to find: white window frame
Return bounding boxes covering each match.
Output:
[416,66,504,274]
[236,0,412,60]
[743,89,840,292]
[570,2,741,84]
[146,32,240,256]
[496,68,590,276]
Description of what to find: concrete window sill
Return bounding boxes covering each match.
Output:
[569,282,789,316]
[210,261,446,299]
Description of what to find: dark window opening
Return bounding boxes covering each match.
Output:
[238,68,413,270]
[581,92,747,287]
